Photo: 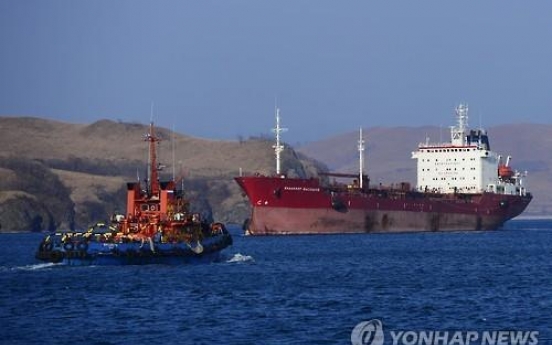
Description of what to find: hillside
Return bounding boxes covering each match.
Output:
[0,117,323,232]
[298,124,552,217]
[1,116,548,232]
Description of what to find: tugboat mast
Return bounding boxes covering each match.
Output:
[145,122,161,197]
[272,108,287,175]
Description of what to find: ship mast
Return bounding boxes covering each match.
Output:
[272,108,287,175]
[358,127,365,189]
[146,122,161,197]
[451,104,469,146]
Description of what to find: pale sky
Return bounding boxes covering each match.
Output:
[1,1,551,144]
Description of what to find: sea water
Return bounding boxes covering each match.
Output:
[0,220,551,345]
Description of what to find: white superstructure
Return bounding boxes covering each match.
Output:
[412,104,528,196]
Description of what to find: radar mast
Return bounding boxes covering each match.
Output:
[271,108,288,175]
[450,104,469,146]
[358,127,365,189]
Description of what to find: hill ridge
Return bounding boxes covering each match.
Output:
[0,116,548,231]
[0,116,324,231]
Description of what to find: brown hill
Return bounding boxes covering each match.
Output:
[0,117,321,231]
[2,116,547,231]
[0,117,275,173]
[298,124,552,217]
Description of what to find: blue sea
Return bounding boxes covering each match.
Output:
[1,220,551,345]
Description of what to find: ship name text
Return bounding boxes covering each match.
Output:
[284,186,320,192]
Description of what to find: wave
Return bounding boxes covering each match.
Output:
[11,262,62,271]
[226,253,255,264]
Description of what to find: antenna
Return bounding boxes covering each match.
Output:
[271,107,288,175]
[145,122,161,196]
[147,102,154,189]
[358,127,365,189]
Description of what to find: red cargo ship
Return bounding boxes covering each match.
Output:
[235,105,532,235]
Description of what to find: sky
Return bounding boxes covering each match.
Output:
[1,1,551,144]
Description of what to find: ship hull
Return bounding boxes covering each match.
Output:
[236,176,532,235]
[248,206,513,235]
[36,233,233,266]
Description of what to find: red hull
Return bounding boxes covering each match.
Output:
[235,176,532,235]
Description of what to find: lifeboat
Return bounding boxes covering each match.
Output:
[498,164,514,180]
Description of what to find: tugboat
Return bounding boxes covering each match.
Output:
[36,122,232,265]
